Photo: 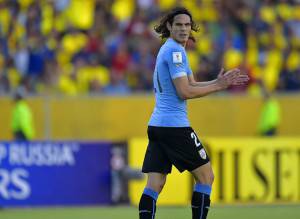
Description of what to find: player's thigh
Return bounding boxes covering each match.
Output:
[163,127,210,172]
[191,161,214,185]
[142,139,172,174]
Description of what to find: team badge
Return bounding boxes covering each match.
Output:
[199,148,207,159]
[172,52,182,63]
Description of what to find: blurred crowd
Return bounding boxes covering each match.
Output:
[0,0,300,96]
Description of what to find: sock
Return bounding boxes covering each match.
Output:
[139,188,158,219]
[191,183,211,219]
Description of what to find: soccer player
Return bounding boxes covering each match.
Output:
[138,7,249,219]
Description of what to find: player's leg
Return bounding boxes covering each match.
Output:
[145,172,167,193]
[139,127,171,219]
[190,162,214,219]
[158,127,213,219]
[139,173,167,219]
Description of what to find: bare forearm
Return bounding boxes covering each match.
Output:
[189,79,217,87]
[181,81,224,99]
[175,68,249,100]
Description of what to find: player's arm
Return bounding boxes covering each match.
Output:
[187,73,217,87]
[173,68,249,100]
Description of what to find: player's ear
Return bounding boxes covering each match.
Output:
[167,22,172,31]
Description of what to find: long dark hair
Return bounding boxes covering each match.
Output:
[154,7,199,42]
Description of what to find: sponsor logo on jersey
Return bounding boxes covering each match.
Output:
[172,52,182,63]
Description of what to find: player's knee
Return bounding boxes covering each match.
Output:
[154,179,166,193]
[158,181,165,193]
[208,171,214,185]
[148,183,165,194]
[203,168,214,185]
[200,171,214,185]
[146,178,166,193]
[194,168,214,185]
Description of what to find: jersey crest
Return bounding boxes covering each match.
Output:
[172,52,182,63]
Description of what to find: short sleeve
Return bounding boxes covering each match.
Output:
[186,56,193,75]
[165,47,190,79]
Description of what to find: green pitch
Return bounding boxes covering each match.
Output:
[0,205,299,219]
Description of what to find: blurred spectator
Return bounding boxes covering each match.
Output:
[111,145,144,204]
[257,80,281,136]
[103,70,130,95]
[11,87,35,141]
[0,0,300,96]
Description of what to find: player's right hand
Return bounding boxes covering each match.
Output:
[216,68,249,89]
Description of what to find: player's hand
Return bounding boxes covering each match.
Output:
[216,68,249,89]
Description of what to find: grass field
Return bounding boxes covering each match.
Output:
[0,205,299,219]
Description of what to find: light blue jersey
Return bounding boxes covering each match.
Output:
[148,38,192,127]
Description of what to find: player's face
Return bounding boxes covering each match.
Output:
[168,14,192,46]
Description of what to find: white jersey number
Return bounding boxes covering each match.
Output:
[191,132,201,147]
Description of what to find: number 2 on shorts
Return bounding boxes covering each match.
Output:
[191,132,201,147]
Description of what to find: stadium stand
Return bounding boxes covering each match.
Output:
[0,0,300,95]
